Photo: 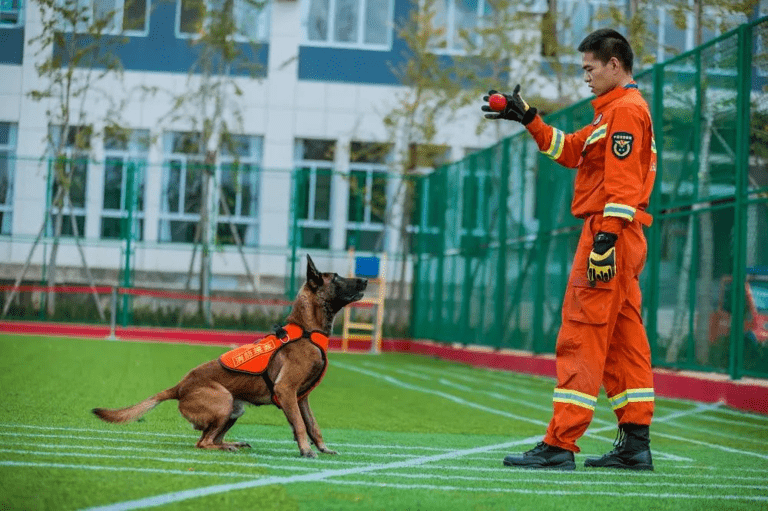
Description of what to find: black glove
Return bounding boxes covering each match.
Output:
[587,232,618,287]
[481,84,537,125]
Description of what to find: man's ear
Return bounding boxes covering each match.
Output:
[306,254,323,289]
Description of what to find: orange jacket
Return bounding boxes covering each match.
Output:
[525,83,656,235]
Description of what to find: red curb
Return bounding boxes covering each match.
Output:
[2,320,766,415]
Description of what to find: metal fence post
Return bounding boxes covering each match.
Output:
[495,139,510,348]
[729,21,753,380]
[646,61,665,362]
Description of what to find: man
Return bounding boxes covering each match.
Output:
[481,28,656,471]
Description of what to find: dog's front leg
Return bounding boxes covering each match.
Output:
[298,396,337,455]
[274,386,316,458]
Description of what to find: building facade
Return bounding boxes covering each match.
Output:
[0,0,759,293]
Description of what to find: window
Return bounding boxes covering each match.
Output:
[546,0,619,61]
[160,132,262,245]
[346,142,391,251]
[217,135,262,247]
[653,4,748,62]
[48,125,91,238]
[101,128,149,240]
[178,0,270,41]
[0,123,16,235]
[428,0,507,55]
[294,139,335,250]
[58,0,150,34]
[304,0,393,49]
[160,131,205,243]
[0,0,23,27]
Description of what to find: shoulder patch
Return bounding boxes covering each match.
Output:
[611,132,634,159]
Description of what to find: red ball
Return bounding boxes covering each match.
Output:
[488,93,507,112]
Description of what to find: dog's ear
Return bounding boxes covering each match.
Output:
[306,254,323,289]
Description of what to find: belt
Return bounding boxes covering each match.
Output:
[634,209,653,227]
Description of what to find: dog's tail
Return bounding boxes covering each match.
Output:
[92,386,179,424]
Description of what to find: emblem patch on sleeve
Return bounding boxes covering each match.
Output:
[611,132,634,159]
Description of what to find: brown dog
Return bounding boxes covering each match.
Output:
[93,255,367,458]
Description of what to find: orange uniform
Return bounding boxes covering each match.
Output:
[525,83,656,452]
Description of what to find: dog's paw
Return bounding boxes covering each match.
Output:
[221,442,251,452]
[300,449,318,459]
[319,447,338,455]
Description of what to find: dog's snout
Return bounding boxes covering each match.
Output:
[360,278,368,288]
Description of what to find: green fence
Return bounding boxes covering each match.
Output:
[411,17,768,380]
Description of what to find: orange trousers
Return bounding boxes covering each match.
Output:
[544,215,655,453]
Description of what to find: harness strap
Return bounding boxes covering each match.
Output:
[254,323,331,409]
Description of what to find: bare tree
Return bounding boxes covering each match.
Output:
[2,0,128,320]
[160,0,266,326]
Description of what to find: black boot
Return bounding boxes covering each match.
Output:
[584,423,654,470]
[503,441,575,470]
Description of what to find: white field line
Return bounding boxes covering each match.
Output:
[73,370,733,510]
[702,405,768,422]
[663,419,768,446]
[4,440,767,481]
[390,361,553,397]
[0,429,454,455]
[386,361,738,423]
[7,440,766,481]
[349,470,768,489]
[336,361,703,460]
[0,424,689,463]
[4,445,767,483]
[334,362,549,427]
[0,460,257,478]
[4,452,768,488]
[379,363,615,425]
[691,412,768,430]
[351,361,765,462]
[394,360,768,427]
[0,447,312,471]
[0,440,416,467]
[79,436,545,511]
[0,430,428,459]
[320,479,768,502]
[0,423,453,452]
[651,430,768,460]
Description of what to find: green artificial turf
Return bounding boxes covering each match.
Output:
[0,333,766,510]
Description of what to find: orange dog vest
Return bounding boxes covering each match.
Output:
[218,323,330,408]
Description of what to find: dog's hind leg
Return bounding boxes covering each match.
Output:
[178,384,249,451]
[298,396,336,455]
[212,400,251,450]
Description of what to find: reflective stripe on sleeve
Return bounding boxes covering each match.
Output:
[543,128,565,160]
[584,124,607,147]
[604,202,636,222]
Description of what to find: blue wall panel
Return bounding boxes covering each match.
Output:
[55,0,268,76]
[298,0,410,85]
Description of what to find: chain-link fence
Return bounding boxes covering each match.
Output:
[411,17,768,380]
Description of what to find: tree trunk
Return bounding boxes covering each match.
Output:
[67,193,106,322]
[46,200,65,317]
[200,152,216,327]
[1,186,65,319]
[666,214,694,364]
[694,105,714,364]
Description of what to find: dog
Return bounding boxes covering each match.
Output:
[93,255,367,458]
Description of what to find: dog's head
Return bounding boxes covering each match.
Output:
[306,255,368,313]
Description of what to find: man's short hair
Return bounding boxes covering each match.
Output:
[578,29,634,73]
